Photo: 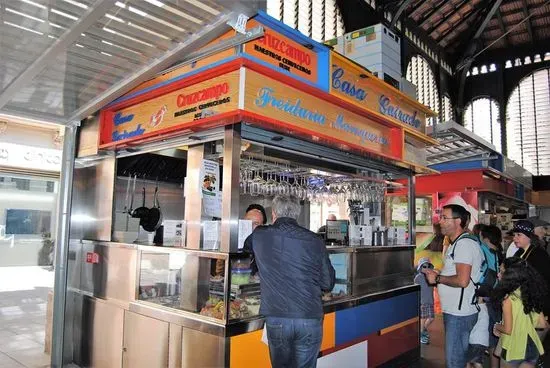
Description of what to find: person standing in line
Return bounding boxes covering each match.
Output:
[423,204,484,368]
[244,196,335,368]
[415,257,435,345]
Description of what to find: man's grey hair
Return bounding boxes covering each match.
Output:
[272,195,301,219]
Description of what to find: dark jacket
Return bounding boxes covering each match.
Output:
[515,245,550,316]
[244,217,335,319]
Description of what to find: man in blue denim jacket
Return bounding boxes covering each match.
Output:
[244,195,335,368]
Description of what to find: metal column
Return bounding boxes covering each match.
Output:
[184,144,205,250]
[51,123,78,367]
[408,174,416,245]
[220,125,241,253]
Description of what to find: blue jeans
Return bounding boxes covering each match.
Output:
[443,312,479,368]
[266,316,323,368]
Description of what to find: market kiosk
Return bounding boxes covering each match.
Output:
[65,12,437,367]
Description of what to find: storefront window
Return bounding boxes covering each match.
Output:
[0,174,59,266]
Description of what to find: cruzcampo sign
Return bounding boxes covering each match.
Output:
[330,52,432,134]
[100,70,240,146]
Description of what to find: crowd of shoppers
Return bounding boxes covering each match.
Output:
[420,205,550,368]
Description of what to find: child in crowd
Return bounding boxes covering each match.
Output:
[415,257,435,344]
[493,257,546,367]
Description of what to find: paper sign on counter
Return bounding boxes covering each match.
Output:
[203,221,221,250]
[238,220,253,250]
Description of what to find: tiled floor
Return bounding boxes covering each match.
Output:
[0,267,53,368]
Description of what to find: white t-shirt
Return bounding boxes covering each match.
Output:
[438,234,484,316]
[506,241,518,258]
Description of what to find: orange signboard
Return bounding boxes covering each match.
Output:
[101,70,240,145]
[243,69,401,159]
[330,52,431,134]
[244,19,318,84]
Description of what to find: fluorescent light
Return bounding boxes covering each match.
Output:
[115,1,126,8]
[20,0,47,10]
[49,22,66,29]
[101,51,113,56]
[75,43,84,47]
[140,11,185,32]
[106,13,124,22]
[102,39,142,55]
[143,0,202,24]
[144,0,164,6]
[184,0,220,15]
[3,21,43,35]
[128,6,147,17]
[128,22,170,40]
[63,0,88,9]
[103,27,154,47]
[51,8,78,20]
[48,34,56,39]
[6,7,45,22]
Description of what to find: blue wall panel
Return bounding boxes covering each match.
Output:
[335,290,419,345]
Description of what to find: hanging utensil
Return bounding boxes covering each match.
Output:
[132,186,149,218]
[141,180,163,232]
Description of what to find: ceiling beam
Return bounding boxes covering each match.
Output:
[418,0,448,27]
[521,0,535,44]
[409,0,429,17]
[427,0,471,35]
[0,0,118,111]
[457,0,504,116]
[435,7,480,43]
[390,0,415,28]
[496,9,509,47]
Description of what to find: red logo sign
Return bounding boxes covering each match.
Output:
[176,83,229,107]
[86,252,100,264]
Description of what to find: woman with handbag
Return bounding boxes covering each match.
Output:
[493,257,547,367]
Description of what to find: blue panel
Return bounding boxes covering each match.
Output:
[251,11,330,92]
[430,161,485,172]
[107,55,239,107]
[335,291,419,345]
[490,155,504,172]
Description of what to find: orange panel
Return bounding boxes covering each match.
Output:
[321,312,336,352]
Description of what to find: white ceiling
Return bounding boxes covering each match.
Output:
[0,0,265,125]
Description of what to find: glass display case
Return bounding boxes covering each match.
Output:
[137,248,262,323]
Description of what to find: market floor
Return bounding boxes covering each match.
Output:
[0,266,53,368]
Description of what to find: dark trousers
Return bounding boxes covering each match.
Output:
[266,316,323,368]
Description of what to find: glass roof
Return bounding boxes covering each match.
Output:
[0,0,265,124]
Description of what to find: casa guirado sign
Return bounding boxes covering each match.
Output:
[101,70,240,146]
[330,52,429,134]
[243,70,400,159]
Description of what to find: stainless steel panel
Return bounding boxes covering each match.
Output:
[184,144,204,250]
[168,324,182,368]
[88,299,125,368]
[129,302,226,337]
[123,311,169,368]
[353,248,414,295]
[80,242,138,303]
[181,326,226,368]
[71,156,115,241]
[221,125,241,253]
